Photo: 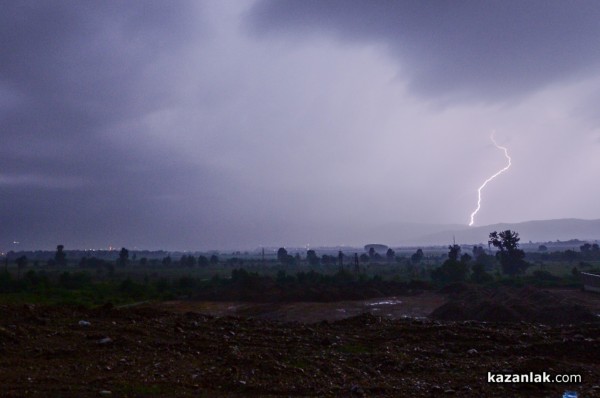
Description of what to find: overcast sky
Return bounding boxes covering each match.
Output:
[2,1,599,251]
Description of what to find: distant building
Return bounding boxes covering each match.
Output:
[364,244,389,254]
[580,272,600,293]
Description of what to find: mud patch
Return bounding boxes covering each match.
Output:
[158,292,445,323]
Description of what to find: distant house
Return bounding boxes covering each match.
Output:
[580,272,600,293]
[364,244,389,254]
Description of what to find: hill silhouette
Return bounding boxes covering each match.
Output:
[397,218,600,245]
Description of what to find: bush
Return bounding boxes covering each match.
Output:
[431,260,469,285]
[58,272,92,290]
[471,263,494,284]
[531,270,560,282]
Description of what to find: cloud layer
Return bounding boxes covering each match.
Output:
[249,1,600,101]
[1,1,599,250]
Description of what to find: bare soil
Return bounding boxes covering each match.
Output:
[157,291,446,323]
[1,289,600,397]
[431,285,599,325]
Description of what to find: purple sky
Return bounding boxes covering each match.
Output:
[1,1,599,250]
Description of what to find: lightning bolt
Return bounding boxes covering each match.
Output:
[468,132,512,226]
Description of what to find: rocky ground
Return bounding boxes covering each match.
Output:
[1,296,599,397]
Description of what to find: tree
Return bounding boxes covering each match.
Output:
[368,247,376,258]
[285,254,296,265]
[431,245,469,284]
[210,254,219,264]
[117,247,129,267]
[16,255,28,278]
[179,255,196,267]
[460,253,472,264]
[276,248,296,265]
[55,245,67,266]
[186,255,196,267]
[411,248,424,264]
[447,244,461,262]
[471,263,493,284]
[538,245,548,252]
[564,249,578,262]
[306,250,320,266]
[472,245,486,259]
[488,230,528,276]
[277,247,288,263]
[580,243,591,253]
[198,255,208,266]
[386,248,395,263]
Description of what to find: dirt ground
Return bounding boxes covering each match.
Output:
[156,288,600,324]
[549,288,600,314]
[156,291,446,323]
[1,289,600,397]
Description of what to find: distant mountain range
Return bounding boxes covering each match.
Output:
[396,218,600,246]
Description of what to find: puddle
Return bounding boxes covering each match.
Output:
[367,300,403,306]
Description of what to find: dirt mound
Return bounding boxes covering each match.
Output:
[431,285,599,324]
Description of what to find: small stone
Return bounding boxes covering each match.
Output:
[467,348,478,355]
[99,390,112,396]
[444,389,455,394]
[97,337,112,345]
[78,320,91,327]
[350,384,365,396]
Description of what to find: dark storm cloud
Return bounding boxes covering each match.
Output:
[0,1,217,249]
[248,1,600,101]
[1,0,199,133]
